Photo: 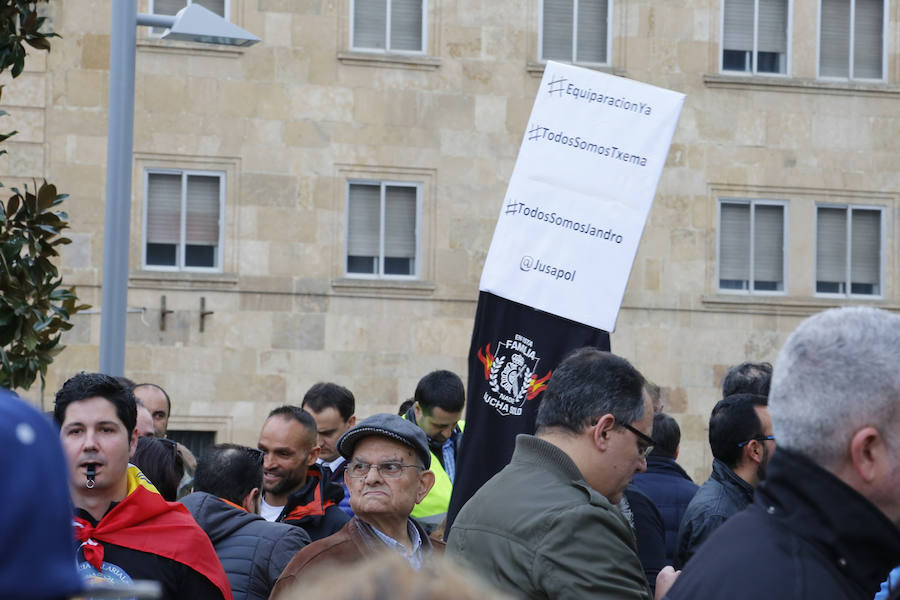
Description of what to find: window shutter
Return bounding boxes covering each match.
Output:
[575,0,608,64]
[185,175,220,245]
[719,202,751,287]
[147,173,182,245]
[542,0,574,61]
[384,186,417,260]
[820,0,850,77]
[723,0,754,52]
[153,0,186,15]
[753,204,784,289]
[758,0,788,54]
[850,209,880,288]
[353,0,387,49]
[348,184,381,260]
[390,0,423,51]
[195,0,226,18]
[816,207,847,285]
[853,0,883,78]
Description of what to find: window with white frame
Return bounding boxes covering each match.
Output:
[351,0,425,53]
[816,205,882,295]
[722,0,789,74]
[819,0,885,79]
[346,181,420,277]
[718,200,786,292]
[144,170,224,271]
[540,0,611,64]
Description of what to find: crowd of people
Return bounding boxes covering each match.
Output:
[3,305,900,599]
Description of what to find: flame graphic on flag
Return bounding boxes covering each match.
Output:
[476,344,494,380]
[526,370,552,400]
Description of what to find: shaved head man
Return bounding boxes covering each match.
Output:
[133,383,170,438]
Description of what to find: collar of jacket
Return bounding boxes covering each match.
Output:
[281,465,342,522]
[710,457,754,501]
[645,455,693,481]
[757,447,900,594]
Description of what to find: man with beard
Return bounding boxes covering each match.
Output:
[257,406,349,541]
[674,393,774,567]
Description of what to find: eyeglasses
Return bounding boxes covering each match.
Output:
[158,437,178,462]
[246,447,264,465]
[737,435,776,448]
[619,422,656,459]
[346,461,423,479]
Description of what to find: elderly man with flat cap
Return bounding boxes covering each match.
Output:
[270,414,444,598]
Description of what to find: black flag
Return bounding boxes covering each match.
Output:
[445,291,610,533]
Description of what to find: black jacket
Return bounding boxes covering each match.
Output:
[631,456,698,564]
[664,448,900,600]
[181,492,310,600]
[276,466,350,541]
[674,457,753,567]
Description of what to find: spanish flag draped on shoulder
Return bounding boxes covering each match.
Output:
[73,465,233,600]
[445,62,684,532]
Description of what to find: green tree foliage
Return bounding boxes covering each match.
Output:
[0,0,87,390]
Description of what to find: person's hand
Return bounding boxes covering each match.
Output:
[654,566,680,600]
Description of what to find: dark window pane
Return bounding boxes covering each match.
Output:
[816,281,844,294]
[167,430,216,464]
[147,243,177,266]
[347,255,377,274]
[185,244,215,268]
[719,279,748,290]
[384,257,413,275]
[753,280,780,291]
[850,282,876,295]
[723,49,750,71]
[756,51,781,72]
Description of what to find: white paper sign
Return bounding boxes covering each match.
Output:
[479,61,685,332]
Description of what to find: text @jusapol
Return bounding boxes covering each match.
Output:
[520,256,576,282]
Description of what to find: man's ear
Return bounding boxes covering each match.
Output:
[592,414,616,451]
[416,469,436,504]
[128,427,138,460]
[307,445,321,465]
[849,426,885,484]
[242,488,259,513]
[347,415,356,427]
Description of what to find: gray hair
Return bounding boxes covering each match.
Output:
[769,306,900,468]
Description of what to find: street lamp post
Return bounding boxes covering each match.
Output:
[98,1,259,376]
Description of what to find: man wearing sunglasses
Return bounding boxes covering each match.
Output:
[270,414,442,600]
[675,392,774,568]
[446,347,677,600]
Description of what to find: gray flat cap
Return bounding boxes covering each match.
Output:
[337,413,431,469]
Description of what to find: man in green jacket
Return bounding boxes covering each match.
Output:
[447,348,678,600]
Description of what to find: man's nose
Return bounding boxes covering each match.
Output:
[364,464,384,483]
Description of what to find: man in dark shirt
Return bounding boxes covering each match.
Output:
[55,372,231,600]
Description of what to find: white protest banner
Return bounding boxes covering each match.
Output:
[479,61,685,332]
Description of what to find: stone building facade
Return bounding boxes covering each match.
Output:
[7,0,898,480]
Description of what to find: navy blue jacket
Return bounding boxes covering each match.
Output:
[674,457,753,568]
[182,492,310,600]
[664,448,900,600]
[631,455,698,564]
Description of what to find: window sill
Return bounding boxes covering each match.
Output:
[130,270,239,290]
[703,73,900,97]
[137,38,246,59]
[527,61,625,78]
[701,293,897,316]
[337,51,441,71]
[331,277,437,298]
